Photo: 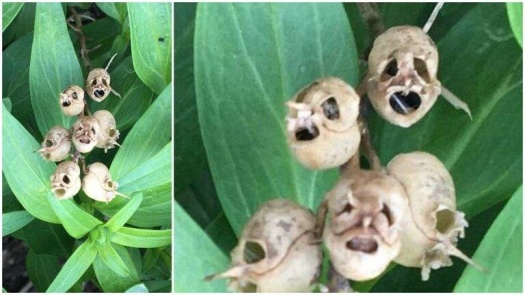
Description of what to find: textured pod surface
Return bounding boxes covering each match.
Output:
[367,26,441,127]
[387,151,470,280]
[59,85,85,116]
[82,162,120,203]
[286,77,361,170]
[86,68,111,102]
[323,170,408,281]
[50,161,81,200]
[208,199,322,292]
[93,110,120,152]
[72,116,101,153]
[39,126,71,161]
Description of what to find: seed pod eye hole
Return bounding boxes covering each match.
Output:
[243,241,266,264]
[321,97,340,120]
[72,92,78,100]
[435,209,456,234]
[389,91,422,115]
[45,140,54,147]
[62,175,70,184]
[381,204,393,226]
[338,203,354,216]
[295,125,319,141]
[90,79,97,86]
[380,59,399,82]
[102,78,109,87]
[91,127,96,134]
[414,58,431,83]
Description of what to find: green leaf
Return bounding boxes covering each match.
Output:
[174,202,229,292]
[29,2,83,136]
[128,2,171,94]
[110,83,172,180]
[46,192,103,239]
[174,3,207,194]
[111,227,171,248]
[96,3,127,24]
[142,248,160,273]
[369,3,522,219]
[13,218,74,257]
[195,3,359,234]
[26,250,61,292]
[2,210,34,236]
[126,284,148,293]
[2,3,24,32]
[3,173,23,213]
[96,242,132,278]
[104,193,143,232]
[2,98,12,112]
[47,239,98,292]
[507,3,523,47]
[454,187,522,292]
[143,280,171,292]
[92,55,154,130]
[2,104,59,223]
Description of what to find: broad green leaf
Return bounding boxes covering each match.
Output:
[128,247,143,275]
[46,192,103,239]
[174,202,229,292]
[10,2,36,39]
[128,3,171,94]
[105,193,143,232]
[96,242,132,278]
[74,17,121,70]
[454,187,522,292]
[205,213,237,255]
[110,83,172,180]
[111,227,171,248]
[2,104,59,223]
[369,3,522,219]
[143,248,160,273]
[2,3,24,32]
[2,210,34,236]
[506,3,523,47]
[3,98,12,112]
[26,251,61,292]
[96,3,127,24]
[47,239,98,292]
[92,56,154,130]
[29,3,83,136]
[143,280,171,292]
[195,3,359,234]
[174,3,207,194]
[13,218,74,257]
[3,173,23,213]
[126,284,148,293]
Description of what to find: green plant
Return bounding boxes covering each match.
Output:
[3,2,172,292]
[174,2,522,292]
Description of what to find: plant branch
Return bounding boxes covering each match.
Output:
[68,7,92,72]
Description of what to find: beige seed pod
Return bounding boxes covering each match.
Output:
[367,26,441,127]
[206,199,322,292]
[93,110,120,152]
[50,161,81,200]
[387,151,481,281]
[86,68,111,102]
[59,85,85,116]
[323,170,408,281]
[82,162,124,203]
[38,126,71,162]
[72,116,101,153]
[286,77,361,170]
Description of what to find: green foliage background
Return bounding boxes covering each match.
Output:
[2,2,172,292]
[174,3,522,292]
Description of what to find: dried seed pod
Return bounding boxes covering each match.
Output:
[387,151,480,280]
[50,161,81,199]
[38,126,71,161]
[93,110,120,152]
[59,85,85,116]
[286,77,361,170]
[82,162,124,203]
[367,26,441,127]
[323,170,408,281]
[72,116,101,153]
[86,68,112,102]
[206,199,322,292]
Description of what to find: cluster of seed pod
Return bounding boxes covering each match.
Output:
[39,56,124,203]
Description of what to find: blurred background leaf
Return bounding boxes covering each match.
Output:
[2,2,24,32]
[506,2,523,47]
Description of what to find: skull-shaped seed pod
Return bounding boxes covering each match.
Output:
[82,162,124,203]
[38,126,72,161]
[387,151,480,281]
[86,68,112,102]
[93,110,120,152]
[286,77,361,170]
[323,170,408,281]
[206,199,322,292]
[72,116,101,153]
[367,26,442,127]
[50,161,81,200]
[59,85,85,116]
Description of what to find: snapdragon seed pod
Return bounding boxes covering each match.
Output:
[82,162,125,203]
[38,126,71,162]
[50,161,81,200]
[59,85,85,116]
[72,116,101,153]
[93,110,120,152]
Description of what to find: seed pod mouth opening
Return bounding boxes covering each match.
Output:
[321,97,340,120]
[389,91,421,115]
[243,241,266,264]
[62,101,71,107]
[94,90,105,98]
[346,237,378,254]
[45,140,53,148]
[80,138,91,144]
[55,188,66,197]
[295,126,319,141]
[435,208,456,234]
[109,129,117,137]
